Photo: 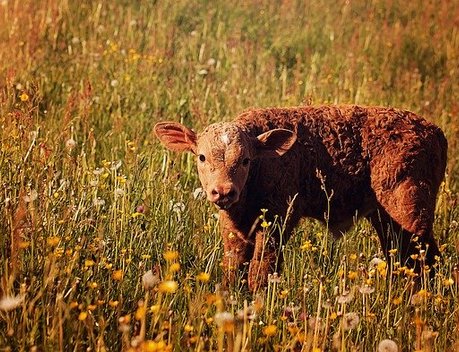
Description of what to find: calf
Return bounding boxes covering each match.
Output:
[155,105,447,290]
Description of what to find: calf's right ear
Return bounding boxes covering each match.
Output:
[154,122,197,153]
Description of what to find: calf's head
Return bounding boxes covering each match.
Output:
[154,121,296,210]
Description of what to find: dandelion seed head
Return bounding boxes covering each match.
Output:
[0,295,24,311]
[142,270,160,289]
[378,339,398,352]
[342,312,359,331]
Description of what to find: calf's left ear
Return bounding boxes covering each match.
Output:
[255,129,297,158]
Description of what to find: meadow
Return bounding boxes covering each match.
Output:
[0,0,458,350]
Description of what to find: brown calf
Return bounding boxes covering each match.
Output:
[155,105,447,291]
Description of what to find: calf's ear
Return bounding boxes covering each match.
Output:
[255,129,297,158]
[154,122,197,153]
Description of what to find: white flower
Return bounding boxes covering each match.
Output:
[171,202,185,214]
[198,69,208,75]
[193,187,205,200]
[93,168,103,175]
[65,138,76,150]
[358,285,375,294]
[23,190,38,202]
[342,312,359,331]
[114,188,125,197]
[370,257,384,268]
[207,58,216,66]
[110,79,119,87]
[0,295,24,311]
[214,312,234,327]
[378,339,398,352]
[110,160,122,171]
[337,290,354,304]
[142,270,160,289]
[93,198,105,207]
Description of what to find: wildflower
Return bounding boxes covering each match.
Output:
[0,295,24,311]
[135,305,147,320]
[110,79,119,87]
[158,280,178,294]
[150,304,160,314]
[23,189,38,202]
[65,138,76,150]
[169,263,180,272]
[369,257,384,267]
[112,270,123,282]
[84,259,95,267]
[78,311,88,321]
[349,253,358,261]
[198,69,208,75]
[93,198,105,207]
[443,278,454,286]
[342,312,359,331]
[268,273,281,283]
[108,300,119,308]
[388,249,398,256]
[262,324,277,337]
[193,187,205,200]
[300,240,313,251]
[88,282,98,289]
[377,339,398,352]
[88,304,97,311]
[214,312,234,332]
[261,220,271,228]
[46,236,60,247]
[19,92,29,102]
[114,188,125,198]
[196,272,210,282]
[171,202,185,214]
[337,290,354,304]
[207,58,216,66]
[163,250,179,261]
[392,296,403,305]
[358,285,375,294]
[142,270,160,289]
[347,271,358,280]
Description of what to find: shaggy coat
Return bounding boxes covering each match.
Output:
[155,105,448,291]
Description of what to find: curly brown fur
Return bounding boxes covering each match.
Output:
[155,105,448,291]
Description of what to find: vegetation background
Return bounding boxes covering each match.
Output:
[0,0,458,350]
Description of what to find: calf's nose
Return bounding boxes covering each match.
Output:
[209,184,237,206]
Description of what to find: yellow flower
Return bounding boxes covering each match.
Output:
[163,250,179,262]
[300,240,312,251]
[261,220,271,228]
[392,296,403,305]
[135,306,147,320]
[388,249,398,256]
[78,311,88,321]
[443,278,454,286]
[69,301,79,309]
[159,280,178,294]
[112,270,124,282]
[184,324,194,332]
[47,236,60,247]
[108,300,119,308]
[347,271,358,280]
[18,241,30,249]
[84,259,95,267]
[196,272,210,282]
[88,304,97,311]
[263,324,277,337]
[349,253,358,261]
[88,282,98,289]
[169,263,180,273]
[19,93,29,102]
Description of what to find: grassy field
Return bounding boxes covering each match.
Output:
[1,0,458,350]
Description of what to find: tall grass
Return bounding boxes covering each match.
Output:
[1,0,458,350]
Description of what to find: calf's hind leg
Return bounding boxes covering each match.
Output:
[368,177,441,276]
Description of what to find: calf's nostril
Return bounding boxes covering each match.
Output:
[227,190,236,199]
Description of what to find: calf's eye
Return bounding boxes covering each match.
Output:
[198,154,206,162]
[242,158,250,166]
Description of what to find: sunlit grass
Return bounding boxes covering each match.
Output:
[1,0,458,350]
